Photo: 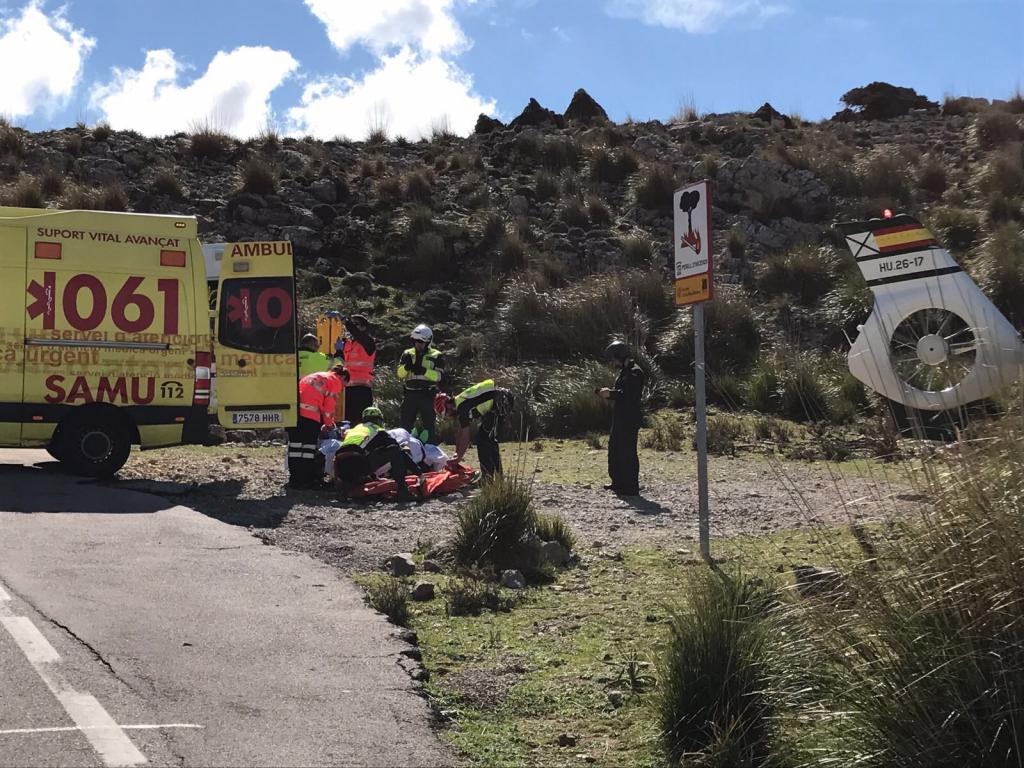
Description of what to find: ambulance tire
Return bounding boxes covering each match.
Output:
[45,425,68,462]
[61,413,132,478]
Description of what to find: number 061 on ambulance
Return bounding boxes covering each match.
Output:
[0,206,298,477]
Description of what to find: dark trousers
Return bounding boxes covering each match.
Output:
[608,422,640,494]
[336,445,418,488]
[344,386,373,423]
[287,417,323,486]
[476,412,502,477]
[400,389,437,443]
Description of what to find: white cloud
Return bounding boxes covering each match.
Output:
[0,1,94,118]
[303,0,471,55]
[286,47,495,140]
[298,0,495,138]
[605,0,787,33]
[90,46,298,138]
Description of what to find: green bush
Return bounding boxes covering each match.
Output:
[621,236,653,268]
[860,152,911,205]
[496,274,651,362]
[364,576,410,626]
[536,364,614,437]
[658,293,760,376]
[978,223,1024,325]
[987,193,1022,223]
[779,354,834,422]
[981,143,1024,198]
[635,164,676,213]
[709,373,744,410]
[446,577,516,617]
[641,411,687,452]
[241,158,277,194]
[757,246,839,306]
[702,415,747,456]
[817,269,873,346]
[499,232,528,273]
[659,571,779,766]
[590,147,639,185]
[535,512,575,552]
[930,206,982,252]
[451,476,543,577]
[745,358,781,414]
[792,424,1024,766]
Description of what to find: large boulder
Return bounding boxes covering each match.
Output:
[564,88,609,125]
[474,114,505,135]
[833,82,939,122]
[509,98,564,131]
[753,102,794,129]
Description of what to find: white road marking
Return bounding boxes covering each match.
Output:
[0,580,147,767]
[0,724,203,736]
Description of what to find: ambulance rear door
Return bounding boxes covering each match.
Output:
[0,226,26,444]
[213,241,297,429]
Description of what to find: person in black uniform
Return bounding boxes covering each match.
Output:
[597,340,645,496]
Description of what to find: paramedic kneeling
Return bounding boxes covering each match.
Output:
[289,364,346,489]
[334,407,421,501]
[435,380,513,477]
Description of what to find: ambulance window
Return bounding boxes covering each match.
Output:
[218,277,295,354]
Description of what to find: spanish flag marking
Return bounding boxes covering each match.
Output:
[874,224,937,253]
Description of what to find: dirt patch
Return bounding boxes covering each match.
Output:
[120,444,917,574]
[443,663,529,711]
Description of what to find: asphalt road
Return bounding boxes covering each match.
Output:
[0,449,452,768]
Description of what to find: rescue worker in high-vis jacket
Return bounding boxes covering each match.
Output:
[397,324,444,444]
[298,333,331,379]
[597,340,645,496]
[288,364,346,488]
[435,379,514,477]
[336,314,376,421]
[333,407,421,501]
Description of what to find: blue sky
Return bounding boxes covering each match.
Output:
[1,0,1020,139]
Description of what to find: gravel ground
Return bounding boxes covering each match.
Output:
[119,444,920,573]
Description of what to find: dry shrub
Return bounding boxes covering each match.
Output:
[859,152,911,204]
[535,171,559,202]
[499,232,528,273]
[757,245,839,306]
[915,156,947,199]
[189,122,230,159]
[404,170,433,203]
[981,143,1024,198]
[635,165,676,213]
[91,122,112,142]
[0,120,24,158]
[6,177,43,208]
[587,194,611,226]
[152,169,183,199]
[542,137,580,171]
[621,236,653,268]
[241,158,277,194]
[99,183,128,212]
[40,167,64,198]
[977,110,1021,149]
[559,198,589,228]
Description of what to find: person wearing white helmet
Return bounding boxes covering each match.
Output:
[397,324,445,443]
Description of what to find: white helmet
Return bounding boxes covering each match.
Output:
[410,324,433,344]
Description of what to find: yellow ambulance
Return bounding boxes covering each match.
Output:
[0,206,298,476]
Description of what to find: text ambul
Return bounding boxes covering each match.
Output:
[44,375,156,405]
[229,242,292,258]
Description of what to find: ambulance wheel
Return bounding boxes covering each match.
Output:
[62,415,132,478]
[45,426,67,462]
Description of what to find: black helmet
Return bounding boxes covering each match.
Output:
[349,314,369,328]
[301,333,319,349]
[605,340,629,362]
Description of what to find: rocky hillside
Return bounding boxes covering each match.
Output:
[3,82,1023,439]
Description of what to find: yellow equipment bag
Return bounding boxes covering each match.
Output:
[315,313,347,423]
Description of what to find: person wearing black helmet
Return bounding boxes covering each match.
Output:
[597,340,645,496]
[298,332,331,378]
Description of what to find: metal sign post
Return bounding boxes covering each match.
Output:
[673,179,714,561]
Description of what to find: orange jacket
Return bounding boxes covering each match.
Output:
[298,370,343,426]
[342,338,376,387]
